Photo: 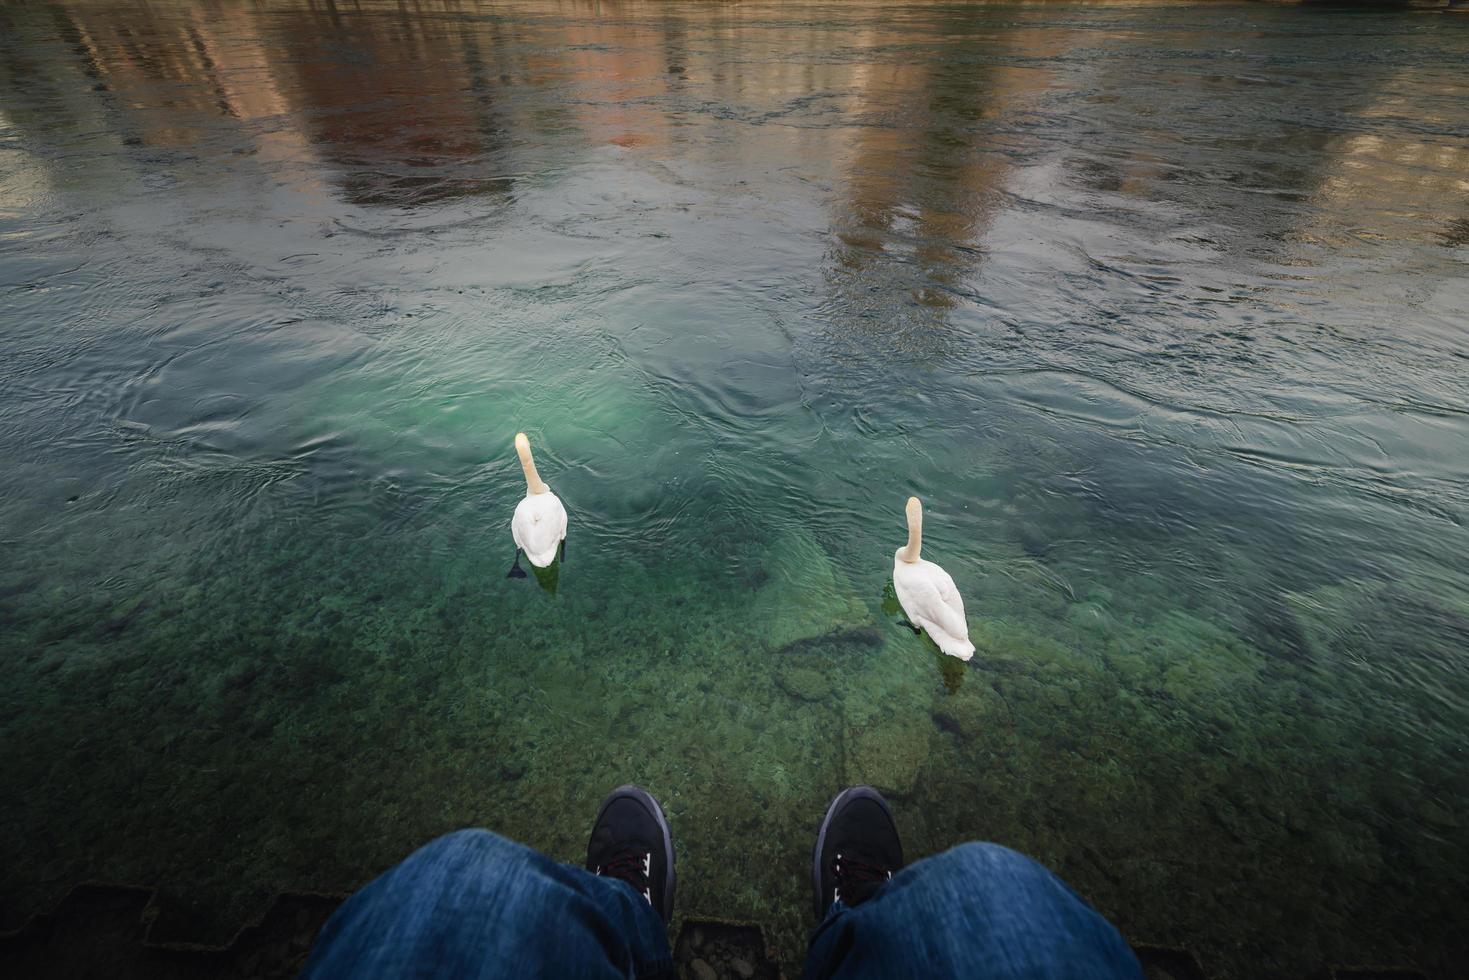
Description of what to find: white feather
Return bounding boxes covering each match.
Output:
[894,553,974,660]
[512,489,567,567]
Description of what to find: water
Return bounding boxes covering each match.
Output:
[2,1,1466,974]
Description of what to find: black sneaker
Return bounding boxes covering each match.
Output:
[586,784,676,924]
[812,785,903,919]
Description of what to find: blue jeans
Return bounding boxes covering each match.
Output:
[302,830,1142,980]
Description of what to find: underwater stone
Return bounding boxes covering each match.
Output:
[931,683,1004,740]
[750,529,872,651]
[932,711,962,735]
[731,958,754,978]
[1065,601,1112,635]
[970,654,1027,674]
[1016,524,1050,557]
[691,958,717,980]
[777,667,832,703]
[1246,593,1313,662]
[976,620,1079,669]
[0,576,40,599]
[844,712,932,797]
[1418,799,1457,829]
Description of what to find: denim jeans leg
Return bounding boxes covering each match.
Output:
[803,842,1143,980]
[302,829,675,980]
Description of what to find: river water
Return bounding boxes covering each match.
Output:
[1,1,1466,975]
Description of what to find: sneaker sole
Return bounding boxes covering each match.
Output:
[811,784,894,921]
[594,784,676,923]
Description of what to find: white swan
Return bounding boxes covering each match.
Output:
[509,432,568,577]
[892,496,975,661]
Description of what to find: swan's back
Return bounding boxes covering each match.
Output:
[893,555,974,660]
[513,490,567,565]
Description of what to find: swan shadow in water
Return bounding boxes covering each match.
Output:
[881,578,923,635]
[530,548,562,596]
[509,539,565,597]
[934,646,966,694]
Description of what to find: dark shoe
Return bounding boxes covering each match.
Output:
[586,784,676,924]
[812,785,903,919]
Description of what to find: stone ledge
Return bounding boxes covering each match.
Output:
[0,883,343,978]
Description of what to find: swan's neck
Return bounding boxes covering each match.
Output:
[899,517,922,564]
[517,444,548,495]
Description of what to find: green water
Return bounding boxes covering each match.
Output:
[2,1,1467,974]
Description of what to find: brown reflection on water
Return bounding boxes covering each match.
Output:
[268,5,516,207]
[822,21,1076,358]
[1,0,1461,396]
[2,0,1463,299]
[53,4,285,144]
[1058,13,1469,256]
[1309,72,1469,249]
[15,0,1452,341]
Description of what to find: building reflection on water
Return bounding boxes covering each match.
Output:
[5,0,1463,240]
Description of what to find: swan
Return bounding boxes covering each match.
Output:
[892,496,974,661]
[508,432,568,578]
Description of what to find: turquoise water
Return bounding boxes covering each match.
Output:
[2,1,1467,974]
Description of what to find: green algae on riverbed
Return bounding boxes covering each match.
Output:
[5,506,1465,973]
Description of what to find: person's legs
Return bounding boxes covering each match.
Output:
[806,788,1141,980]
[303,788,676,980]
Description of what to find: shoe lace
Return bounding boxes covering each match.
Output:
[597,849,651,901]
[834,851,891,903]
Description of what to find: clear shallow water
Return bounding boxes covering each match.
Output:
[1,0,1466,973]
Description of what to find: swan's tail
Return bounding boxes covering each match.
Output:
[938,635,975,661]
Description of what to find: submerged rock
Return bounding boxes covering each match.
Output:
[846,727,928,797]
[749,529,873,652]
[1418,799,1457,829]
[931,683,1005,740]
[777,667,832,703]
[843,706,933,797]
[1065,601,1113,636]
[1245,592,1313,662]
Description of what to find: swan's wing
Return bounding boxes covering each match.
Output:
[517,492,568,564]
[922,564,970,641]
[511,498,532,550]
[936,571,967,622]
[896,572,945,621]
